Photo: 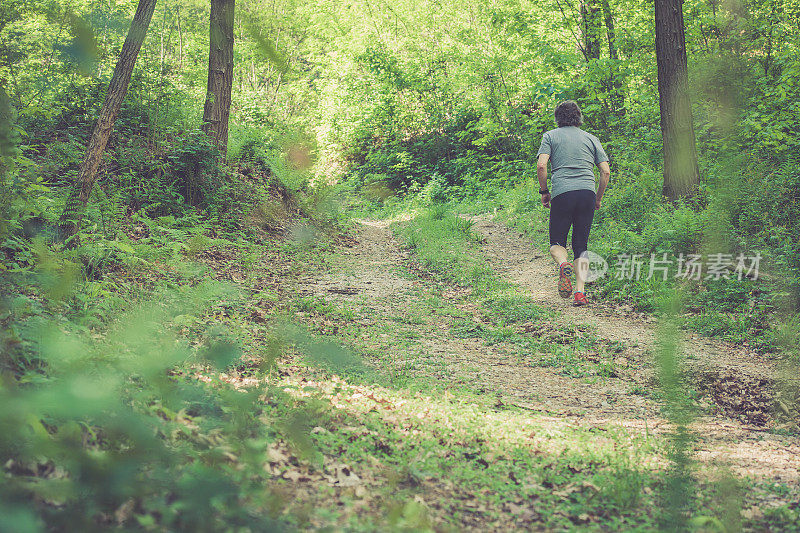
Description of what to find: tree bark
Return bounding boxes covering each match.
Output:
[655,0,700,199]
[201,0,235,155]
[58,0,158,241]
[581,0,603,61]
[177,4,183,72]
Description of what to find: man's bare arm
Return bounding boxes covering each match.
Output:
[537,153,551,207]
[537,154,549,190]
[596,161,610,209]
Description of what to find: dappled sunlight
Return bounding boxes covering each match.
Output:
[354,210,421,228]
[696,437,800,482]
[300,374,797,481]
[278,373,658,461]
[214,361,799,484]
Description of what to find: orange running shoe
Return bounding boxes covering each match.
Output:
[558,262,574,298]
[573,291,588,306]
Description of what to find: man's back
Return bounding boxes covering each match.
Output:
[537,126,608,198]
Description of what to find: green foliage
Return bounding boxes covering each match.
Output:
[482,293,546,324]
[726,155,800,298]
[345,105,538,207]
[0,279,283,531]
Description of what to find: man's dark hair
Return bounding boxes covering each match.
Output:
[554,100,583,127]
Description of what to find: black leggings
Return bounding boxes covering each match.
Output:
[549,189,596,259]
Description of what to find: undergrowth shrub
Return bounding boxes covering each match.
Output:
[234,138,275,174]
[165,132,223,208]
[594,166,661,232]
[414,173,448,207]
[344,105,528,203]
[38,136,85,187]
[0,280,284,531]
[726,154,800,303]
[110,131,242,222]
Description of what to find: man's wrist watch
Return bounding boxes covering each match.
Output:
[539,188,549,195]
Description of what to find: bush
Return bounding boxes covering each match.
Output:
[165,132,225,208]
[724,154,800,303]
[0,281,288,531]
[112,132,235,217]
[344,105,525,202]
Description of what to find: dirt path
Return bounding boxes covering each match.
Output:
[296,218,800,485]
[302,220,654,419]
[469,216,785,379]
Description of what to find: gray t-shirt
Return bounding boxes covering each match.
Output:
[537,126,608,199]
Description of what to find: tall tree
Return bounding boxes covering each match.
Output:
[201,0,235,154]
[655,0,700,199]
[58,0,158,241]
[580,0,603,61]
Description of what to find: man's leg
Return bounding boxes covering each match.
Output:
[550,244,568,265]
[574,257,588,293]
[571,191,596,294]
[549,193,575,298]
[549,193,571,265]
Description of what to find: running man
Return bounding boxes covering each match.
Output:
[536,100,610,306]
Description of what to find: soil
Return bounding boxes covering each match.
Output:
[295,216,800,485]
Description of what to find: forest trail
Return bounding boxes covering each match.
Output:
[470,215,787,377]
[302,218,656,420]
[293,216,800,487]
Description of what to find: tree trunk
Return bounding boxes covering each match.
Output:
[177,4,183,72]
[201,0,235,155]
[58,0,158,241]
[655,0,700,199]
[581,0,603,61]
